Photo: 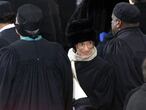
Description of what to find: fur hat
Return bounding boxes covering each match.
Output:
[113,2,140,23]
[15,4,43,37]
[66,19,97,47]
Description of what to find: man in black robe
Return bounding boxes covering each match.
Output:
[0,1,19,48]
[0,4,73,110]
[10,0,63,45]
[101,2,146,110]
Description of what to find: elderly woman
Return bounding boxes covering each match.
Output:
[66,19,115,110]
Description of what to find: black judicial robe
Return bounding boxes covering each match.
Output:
[0,27,19,48]
[0,39,73,110]
[135,2,146,34]
[75,56,115,110]
[102,27,146,110]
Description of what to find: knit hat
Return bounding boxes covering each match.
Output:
[113,2,140,23]
[15,4,43,37]
[66,19,97,47]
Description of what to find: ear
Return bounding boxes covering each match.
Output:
[116,20,122,29]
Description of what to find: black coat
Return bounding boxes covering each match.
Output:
[124,83,146,110]
[102,27,146,110]
[68,0,107,34]
[75,56,115,110]
[135,2,146,34]
[0,39,73,110]
[67,0,127,34]
[55,0,76,50]
[0,27,19,48]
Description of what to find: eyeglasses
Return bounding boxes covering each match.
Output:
[76,41,94,50]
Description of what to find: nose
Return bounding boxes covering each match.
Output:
[83,45,90,51]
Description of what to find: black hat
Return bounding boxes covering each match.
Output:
[15,4,43,37]
[0,1,14,23]
[113,2,140,23]
[66,19,97,47]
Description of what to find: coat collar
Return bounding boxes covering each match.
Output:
[114,26,140,38]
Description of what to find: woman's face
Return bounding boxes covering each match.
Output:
[75,40,94,58]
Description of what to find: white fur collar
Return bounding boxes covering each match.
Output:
[68,47,97,61]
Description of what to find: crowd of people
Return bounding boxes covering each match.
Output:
[0,0,145,110]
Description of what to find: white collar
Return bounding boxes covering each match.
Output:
[0,23,15,32]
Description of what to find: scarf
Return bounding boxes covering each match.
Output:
[68,46,97,62]
[68,47,97,99]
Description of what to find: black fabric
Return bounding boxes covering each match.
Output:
[0,39,73,110]
[75,56,115,110]
[0,27,19,48]
[101,27,146,110]
[113,2,140,23]
[135,2,146,34]
[55,0,76,50]
[68,31,97,47]
[66,19,93,35]
[73,98,96,110]
[68,0,125,35]
[66,19,97,47]
[68,0,106,33]
[124,83,146,110]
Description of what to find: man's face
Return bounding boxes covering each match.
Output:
[111,14,121,35]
